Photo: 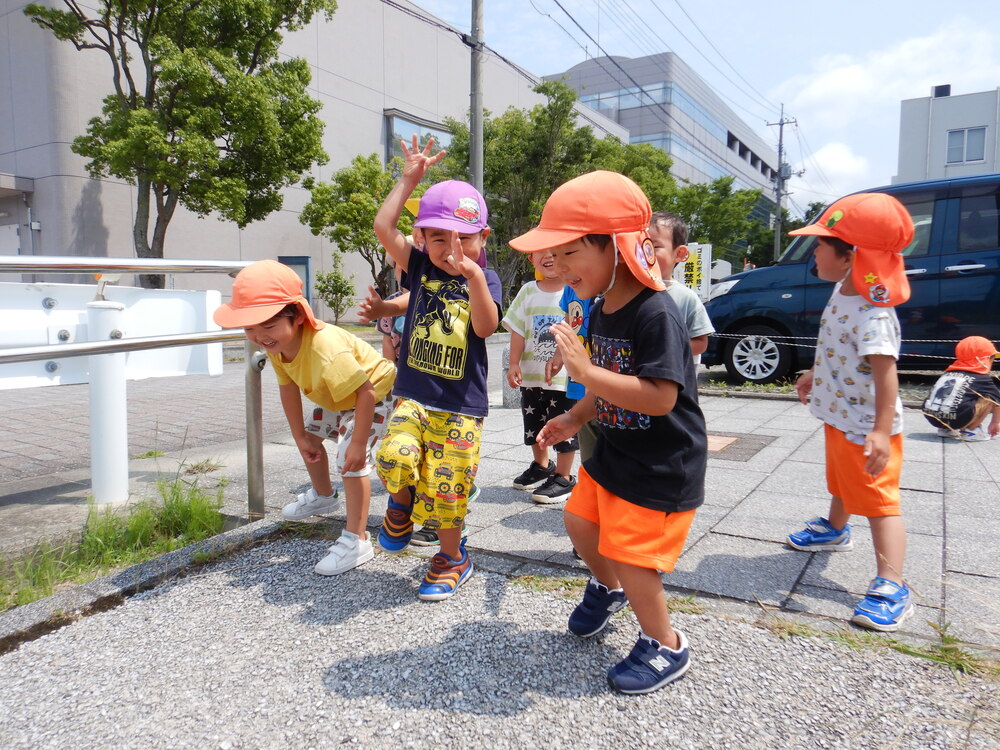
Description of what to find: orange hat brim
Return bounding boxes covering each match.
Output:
[213,298,323,330]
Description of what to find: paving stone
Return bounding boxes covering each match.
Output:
[942,572,1000,648]
[945,514,1000,578]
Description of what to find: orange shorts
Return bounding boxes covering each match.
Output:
[824,423,903,517]
[565,466,696,572]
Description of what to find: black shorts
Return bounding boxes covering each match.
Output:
[521,386,578,453]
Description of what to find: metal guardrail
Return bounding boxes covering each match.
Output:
[0,257,267,520]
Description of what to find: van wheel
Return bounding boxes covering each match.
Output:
[724,325,794,384]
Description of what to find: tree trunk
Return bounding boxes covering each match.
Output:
[132,177,164,289]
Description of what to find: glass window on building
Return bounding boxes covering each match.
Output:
[946,127,986,164]
[385,110,452,164]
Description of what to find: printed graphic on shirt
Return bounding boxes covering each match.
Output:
[591,333,651,430]
[567,299,585,333]
[925,372,974,421]
[531,314,562,362]
[407,276,470,380]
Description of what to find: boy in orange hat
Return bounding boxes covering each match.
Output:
[372,136,502,601]
[785,192,916,632]
[513,170,707,695]
[922,336,1000,441]
[214,260,396,576]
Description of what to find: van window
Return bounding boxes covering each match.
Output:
[896,199,934,258]
[957,193,1000,251]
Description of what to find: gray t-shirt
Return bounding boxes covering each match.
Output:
[666,281,714,365]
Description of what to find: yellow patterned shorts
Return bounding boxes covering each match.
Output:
[375,399,482,530]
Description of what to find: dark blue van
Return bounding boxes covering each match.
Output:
[703,174,1000,383]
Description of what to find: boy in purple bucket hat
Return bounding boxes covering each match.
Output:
[372,136,502,601]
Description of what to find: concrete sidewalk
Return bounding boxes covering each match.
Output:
[2,347,998,649]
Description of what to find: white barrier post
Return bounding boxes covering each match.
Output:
[88,300,129,504]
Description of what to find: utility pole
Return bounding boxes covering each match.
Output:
[767,103,797,261]
[468,0,484,194]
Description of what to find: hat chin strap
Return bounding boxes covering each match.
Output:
[599,233,620,297]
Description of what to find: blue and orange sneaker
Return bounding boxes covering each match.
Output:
[786,517,853,551]
[851,577,914,632]
[417,543,473,601]
[378,496,414,552]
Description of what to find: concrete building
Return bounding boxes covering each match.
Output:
[0,0,624,314]
[894,85,1000,184]
[546,53,778,207]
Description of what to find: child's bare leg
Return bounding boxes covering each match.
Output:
[612,561,678,649]
[555,450,576,478]
[869,515,906,583]
[303,446,334,497]
[341,475,371,537]
[438,525,463,559]
[531,443,550,467]
[828,495,850,530]
[963,398,992,430]
[565,511,619,587]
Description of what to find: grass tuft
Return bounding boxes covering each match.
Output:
[511,574,587,598]
[133,449,165,459]
[0,479,225,612]
[184,458,224,475]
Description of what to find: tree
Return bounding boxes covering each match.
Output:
[25,0,336,287]
[299,153,426,296]
[314,253,355,324]
[745,200,826,268]
[668,176,762,259]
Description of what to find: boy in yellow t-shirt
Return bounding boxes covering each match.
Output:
[215,260,396,576]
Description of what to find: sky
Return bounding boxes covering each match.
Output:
[415,0,1000,217]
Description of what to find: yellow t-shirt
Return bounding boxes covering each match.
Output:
[269,325,395,412]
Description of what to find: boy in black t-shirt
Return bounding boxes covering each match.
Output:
[512,171,707,695]
[923,336,1000,441]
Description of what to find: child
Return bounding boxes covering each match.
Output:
[372,135,502,601]
[785,192,915,632]
[648,211,715,361]
[213,260,396,575]
[513,170,707,695]
[503,250,579,503]
[922,336,1000,441]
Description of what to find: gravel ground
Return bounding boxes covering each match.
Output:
[1,538,997,749]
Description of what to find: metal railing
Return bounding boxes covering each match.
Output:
[0,257,268,520]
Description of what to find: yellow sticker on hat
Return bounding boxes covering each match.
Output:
[864,272,878,284]
[826,209,844,228]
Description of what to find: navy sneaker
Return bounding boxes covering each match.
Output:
[851,577,914,632]
[786,517,853,551]
[378,496,414,552]
[607,630,690,695]
[568,577,628,637]
[417,543,473,601]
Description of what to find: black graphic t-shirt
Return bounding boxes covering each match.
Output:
[922,370,1000,429]
[585,288,706,513]
[394,250,502,418]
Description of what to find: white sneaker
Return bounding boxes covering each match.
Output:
[936,427,961,438]
[281,487,341,520]
[314,531,374,576]
[959,426,991,442]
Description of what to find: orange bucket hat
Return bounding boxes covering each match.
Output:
[213,259,324,330]
[508,171,665,291]
[789,192,914,307]
[946,336,999,374]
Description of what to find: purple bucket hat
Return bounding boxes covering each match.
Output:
[414,180,489,267]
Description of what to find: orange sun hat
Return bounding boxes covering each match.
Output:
[789,192,914,307]
[508,170,665,291]
[946,336,999,374]
[213,259,323,330]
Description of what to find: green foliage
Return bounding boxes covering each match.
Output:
[0,479,225,611]
[439,80,763,303]
[300,153,422,295]
[314,254,356,323]
[744,201,825,268]
[24,0,336,286]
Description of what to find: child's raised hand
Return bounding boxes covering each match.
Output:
[357,285,386,324]
[545,351,564,386]
[550,321,590,381]
[401,135,446,182]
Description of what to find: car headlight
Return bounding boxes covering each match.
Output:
[709,279,740,300]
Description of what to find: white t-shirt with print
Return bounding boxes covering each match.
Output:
[809,281,903,440]
[501,281,568,390]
